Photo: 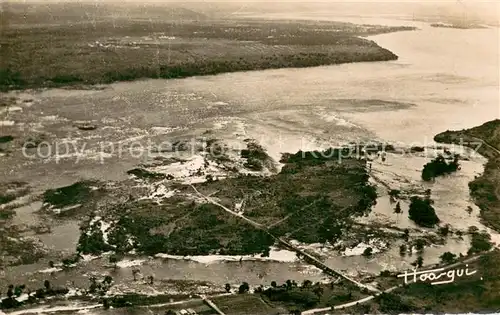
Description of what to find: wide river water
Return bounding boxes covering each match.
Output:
[1,16,499,290]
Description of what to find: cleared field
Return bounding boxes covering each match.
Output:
[212,294,286,315]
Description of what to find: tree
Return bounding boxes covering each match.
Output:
[313,285,324,297]
[415,239,425,252]
[468,226,479,234]
[7,285,14,298]
[412,256,424,268]
[148,275,154,285]
[394,202,402,215]
[438,225,450,237]
[270,281,277,288]
[43,280,51,291]
[62,256,75,269]
[399,244,407,256]
[363,247,373,257]
[165,310,176,315]
[48,261,55,268]
[380,270,391,277]
[389,189,400,198]
[14,286,23,297]
[408,196,440,227]
[109,255,120,269]
[225,283,231,293]
[238,282,250,294]
[34,288,45,299]
[89,277,98,293]
[132,268,140,281]
[103,275,113,285]
[302,279,312,288]
[440,252,457,264]
[466,206,473,216]
[403,229,409,242]
[261,247,270,257]
[103,298,110,310]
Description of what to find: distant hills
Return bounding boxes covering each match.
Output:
[3,1,498,27]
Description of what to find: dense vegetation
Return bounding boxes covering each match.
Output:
[0,2,416,91]
[371,251,500,313]
[77,147,377,256]
[421,154,460,181]
[408,196,440,227]
[0,194,16,205]
[0,136,14,144]
[262,284,320,309]
[375,292,416,313]
[241,140,275,171]
[253,279,365,313]
[468,229,493,255]
[430,23,486,29]
[126,168,170,180]
[42,181,97,208]
[0,181,29,205]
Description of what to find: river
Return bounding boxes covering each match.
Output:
[1,16,499,290]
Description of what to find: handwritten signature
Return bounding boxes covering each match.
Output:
[397,264,477,285]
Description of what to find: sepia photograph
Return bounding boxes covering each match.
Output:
[0,0,499,314]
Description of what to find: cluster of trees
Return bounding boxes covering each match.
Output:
[440,252,457,264]
[363,247,373,257]
[397,229,428,267]
[468,227,493,254]
[89,276,113,296]
[76,201,275,257]
[43,181,94,208]
[240,141,272,171]
[0,69,25,91]
[77,220,113,255]
[259,279,324,310]
[1,284,27,309]
[0,135,14,144]
[126,168,168,180]
[375,292,415,313]
[0,280,68,310]
[408,196,440,227]
[421,154,460,181]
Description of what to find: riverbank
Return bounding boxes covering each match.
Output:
[0,2,415,91]
[335,121,500,314]
[434,120,500,232]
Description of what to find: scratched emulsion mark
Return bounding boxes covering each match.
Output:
[397,264,479,285]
